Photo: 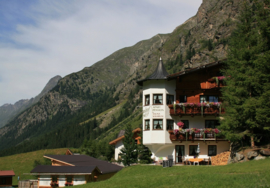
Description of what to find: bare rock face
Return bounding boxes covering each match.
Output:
[247,151,259,159]
[260,149,270,156]
[0,75,62,128]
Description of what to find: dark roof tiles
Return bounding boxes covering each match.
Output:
[137,58,168,86]
[31,165,98,174]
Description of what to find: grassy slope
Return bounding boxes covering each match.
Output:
[78,158,270,188]
[0,148,68,185]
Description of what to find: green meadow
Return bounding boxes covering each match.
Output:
[1,148,269,187]
[0,148,68,185]
[79,158,270,188]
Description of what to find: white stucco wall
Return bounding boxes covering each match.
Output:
[39,175,51,186]
[58,176,65,187]
[114,140,124,160]
[73,176,85,186]
[148,141,230,162]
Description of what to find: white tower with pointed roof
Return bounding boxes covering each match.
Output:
[137,58,176,160]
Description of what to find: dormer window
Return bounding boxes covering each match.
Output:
[153,94,163,105]
[166,95,174,105]
[145,95,150,106]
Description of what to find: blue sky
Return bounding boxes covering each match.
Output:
[0,0,202,106]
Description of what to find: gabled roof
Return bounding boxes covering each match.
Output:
[43,155,123,174]
[31,165,100,175]
[167,59,226,79]
[109,128,141,145]
[137,58,169,86]
[0,170,15,176]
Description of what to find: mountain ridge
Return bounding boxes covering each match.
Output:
[0,0,244,155]
[0,75,62,128]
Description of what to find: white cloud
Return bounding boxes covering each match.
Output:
[0,0,202,105]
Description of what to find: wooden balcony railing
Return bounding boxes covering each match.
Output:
[200,78,225,89]
[168,105,225,116]
[168,130,225,142]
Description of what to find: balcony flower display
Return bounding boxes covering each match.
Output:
[174,129,179,135]
[185,103,194,107]
[204,128,212,133]
[213,128,220,134]
[50,182,58,187]
[177,121,184,128]
[65,182,73,186]
[173,128,221,135]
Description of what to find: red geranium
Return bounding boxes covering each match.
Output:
[177,121,185,128]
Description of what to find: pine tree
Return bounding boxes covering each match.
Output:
[119,124,138,166]
[220,0,270,147]
[137,132,152,164]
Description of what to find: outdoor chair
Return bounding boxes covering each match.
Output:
[204,157,211,165]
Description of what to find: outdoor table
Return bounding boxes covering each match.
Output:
[188,158,203,165]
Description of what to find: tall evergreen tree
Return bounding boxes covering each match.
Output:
[220,0,270,147]
[119,124,138,166]
[137,132,152,164]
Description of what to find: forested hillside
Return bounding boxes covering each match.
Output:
[0,0,245,158]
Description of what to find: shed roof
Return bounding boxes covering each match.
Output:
[43,155,122,174]
[31,165,100,174]
[0,170,15,176]
[137,58,168,86]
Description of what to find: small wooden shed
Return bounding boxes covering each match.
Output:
[0,170,15,187]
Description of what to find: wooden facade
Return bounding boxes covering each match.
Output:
[0,177,12,187]
[175,64,224,103]
[168,64,225,117]
[0,171,15,187]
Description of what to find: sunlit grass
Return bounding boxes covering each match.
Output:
[0,148,68,185]
[78,158,270,188]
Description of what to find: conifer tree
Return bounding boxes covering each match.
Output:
[119,124,138,166]
[220,0,270,147]
[137,132,152,164]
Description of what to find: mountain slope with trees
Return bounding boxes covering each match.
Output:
[0,0,246,157]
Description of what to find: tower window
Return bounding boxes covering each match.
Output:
[153,94,163,105]
[145,95,150,105]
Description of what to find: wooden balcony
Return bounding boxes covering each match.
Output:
[200,78,225,89]
[168,130,226,142]
[168,105,225,116]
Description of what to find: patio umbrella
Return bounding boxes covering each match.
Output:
[196,143,200,154]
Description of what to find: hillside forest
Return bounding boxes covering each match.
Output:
[0,0,269,161]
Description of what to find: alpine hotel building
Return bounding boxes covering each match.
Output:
[136,58,230,164]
